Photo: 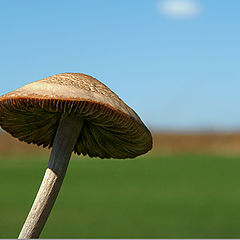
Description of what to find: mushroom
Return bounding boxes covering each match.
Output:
[0,73,152,238]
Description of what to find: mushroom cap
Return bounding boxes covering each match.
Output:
[0,73,152,159]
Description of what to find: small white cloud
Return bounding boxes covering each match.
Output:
[157,0,202,19]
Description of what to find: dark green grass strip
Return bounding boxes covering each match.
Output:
[1,154,240,238]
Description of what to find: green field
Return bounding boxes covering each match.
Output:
[1,153,240,238]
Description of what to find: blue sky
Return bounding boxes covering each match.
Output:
[0,0,240,130]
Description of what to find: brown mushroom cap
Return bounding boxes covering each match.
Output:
[0,73,152,159]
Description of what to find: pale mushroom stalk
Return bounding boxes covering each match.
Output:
[18,113,83,239]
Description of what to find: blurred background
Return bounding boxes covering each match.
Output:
[1,0,240,238]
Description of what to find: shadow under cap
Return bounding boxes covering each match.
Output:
[0,73,152,159]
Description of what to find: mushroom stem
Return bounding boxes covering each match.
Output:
[18,113,83,239]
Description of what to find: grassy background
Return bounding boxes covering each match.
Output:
[1,153,240,238]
